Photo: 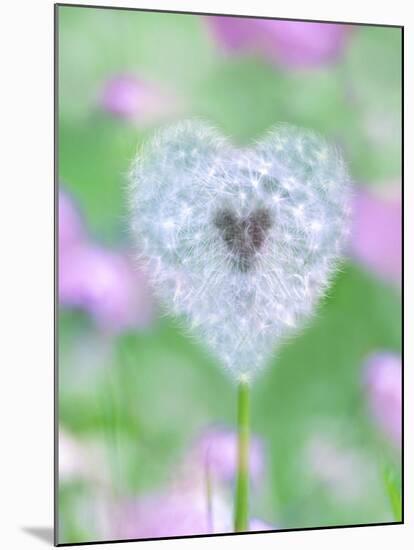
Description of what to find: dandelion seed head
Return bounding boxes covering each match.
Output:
[128,120,352,380]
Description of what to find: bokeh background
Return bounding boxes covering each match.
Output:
[57,6,402,544]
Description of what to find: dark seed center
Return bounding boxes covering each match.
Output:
[214,207,273,272]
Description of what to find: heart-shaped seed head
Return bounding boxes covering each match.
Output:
[128,120,352,381]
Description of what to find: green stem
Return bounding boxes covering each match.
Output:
[234,378,250,532]
[382,462,402,522]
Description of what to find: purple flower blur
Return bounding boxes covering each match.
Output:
[351,185,402,286]
[363,352,402,447]
[59,190,85,254]
[115,490,229,539]
[115,490,274,539]
[206,17,350,69]
[114,491,276,539]
[113,426,274,539]
[249,518,275,531]
[189,426,264,484]
[58,189,153,332]
[60,244,152,332]
[99,74,176,125]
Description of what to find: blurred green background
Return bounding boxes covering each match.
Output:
[58,6,402,544]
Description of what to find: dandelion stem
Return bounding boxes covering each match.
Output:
[234,378,250,532]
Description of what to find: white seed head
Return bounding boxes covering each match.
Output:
[128,120,352,381]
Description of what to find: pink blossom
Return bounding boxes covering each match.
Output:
[189,426,264,484]
[206,17,350,69]
[351,185,402,286]
[115,490,230,539]
[113,426,273,539]
[249,518,274,531]
[364,352,402,447]
[99,74,176,125]
[58,189,153,331]
[59,190,85,254]
[115,490,274,539]
[59,244,152,332]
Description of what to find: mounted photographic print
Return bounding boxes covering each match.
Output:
[55,3,403,546]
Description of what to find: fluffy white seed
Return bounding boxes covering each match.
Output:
[128,120,352,381]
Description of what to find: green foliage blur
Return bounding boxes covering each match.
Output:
[58,5,402,543]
